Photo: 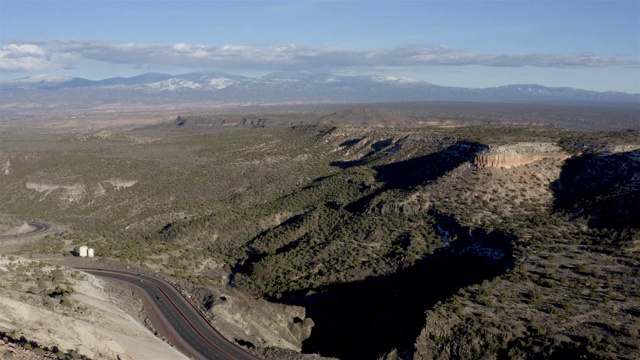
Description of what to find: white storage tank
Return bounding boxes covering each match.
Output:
[79,245,88,257]
[87,248,95,258]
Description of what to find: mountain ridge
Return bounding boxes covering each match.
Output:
[1,71,639,106]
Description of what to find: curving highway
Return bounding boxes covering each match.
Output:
[0,221,51,239]
[79,268,262,360]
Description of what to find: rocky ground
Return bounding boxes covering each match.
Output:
[1,338,52,360]
[0,256,188,360]
[0,248,335,360]
[65,258,329,360]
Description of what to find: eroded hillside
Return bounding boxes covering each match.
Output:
[0,118,638,359]
[0,256,187,360]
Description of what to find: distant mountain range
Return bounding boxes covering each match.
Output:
[1,71,639,107]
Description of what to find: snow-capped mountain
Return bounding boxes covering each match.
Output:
[1,71,638,106]
[148,79,204,91]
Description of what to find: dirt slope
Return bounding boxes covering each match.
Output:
[0,257,187,360]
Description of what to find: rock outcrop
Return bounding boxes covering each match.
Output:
[0,152,43,176]
[25,177,139,202]
[474,142,569,169]
[195,287,315,352]
[25,181,86,202]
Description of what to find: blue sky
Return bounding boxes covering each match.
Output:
[1,1,639,93]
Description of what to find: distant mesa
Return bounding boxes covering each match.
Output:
[323,107,416,127]
[174,107,416,129]
[174,115,269,128]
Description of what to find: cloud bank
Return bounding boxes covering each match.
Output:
[0,43,80,72]
[2,40,638,73]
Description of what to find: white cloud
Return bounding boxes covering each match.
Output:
[2,40,638,74]
[0,44,49,72]
[0,43,79,72]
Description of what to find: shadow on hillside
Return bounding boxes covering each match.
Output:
[334,141,487,212]
[372,141,486,189]
[282,224,515,360]
[550,151,640,229]
[230,213,307,278]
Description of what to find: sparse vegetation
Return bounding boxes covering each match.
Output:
[0,106,638,359]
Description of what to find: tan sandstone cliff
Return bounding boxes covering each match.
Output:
[474,142,569,169]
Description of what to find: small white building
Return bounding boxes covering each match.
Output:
[87,248,95,258]
[78,245,88,257]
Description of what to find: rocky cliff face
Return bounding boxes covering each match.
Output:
[193,286,314,352]
[474,142,569,169]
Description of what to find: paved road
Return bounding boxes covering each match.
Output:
[79,268,262,360]
[0,221,51,239]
